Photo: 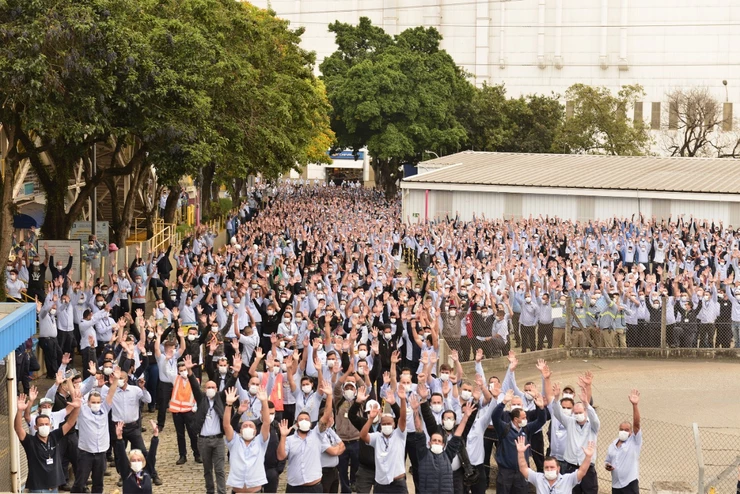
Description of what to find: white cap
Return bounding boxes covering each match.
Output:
[365,399,380,412]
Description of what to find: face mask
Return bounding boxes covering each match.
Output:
[297,420,311,432]
[33,261,40,266]
[218,365,228,375]
[242,428,255,440]
[180,369,189,379]
[279,341,286,349]
[524,392,533,401]
[381,425,394,436]
[269,413,275,423]
[618,430,630,442]
[56,265,63,270]
[37,425,51,437]
[524,297,532,303]
[431,404,443,414]
[449,310,457,317]
[249,385,259,395]
[562,408,573,417]
[171,296,177,301]
[519,418,528,428]
[271,366,281,375]
[90,403,101,413]
[358,350,368,359]
[460,390,472,401]
[544,470,558,481]
[302,384,313,394]
[130,461,144,473]
[383,333,392,341]
[357,367,365,376]
[210,324,219,332]
[78,298,85,304]
[266,310,274,316]
[574,413,586,422]
[40,408,52,417]
[430,443,444,455]
[344,389,356,401]
[158,303,165,310]
[49,309,57,316]
[443,418,455,431]
[96,301,105,308]
[295,317,303,323]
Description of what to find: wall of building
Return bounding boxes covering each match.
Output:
[403,188,740,224]
[253,0,740,113]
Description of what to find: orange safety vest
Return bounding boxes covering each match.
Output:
[169,376,196,413]
[261,372,284,411]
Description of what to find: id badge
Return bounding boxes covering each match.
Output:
[46,458,54,465]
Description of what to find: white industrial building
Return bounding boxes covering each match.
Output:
[401,152,740,224]
[252,0,740,114]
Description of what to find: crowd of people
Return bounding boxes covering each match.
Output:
[17,180,739,493]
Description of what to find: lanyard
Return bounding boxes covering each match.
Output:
[303,391,314,408]
[381,435,390,450]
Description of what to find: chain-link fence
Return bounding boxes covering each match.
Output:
[697,425,740,494]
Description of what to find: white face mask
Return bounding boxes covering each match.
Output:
[242,428,255,440]
[40,408,52,417]
[218,366,228,375]
[118,379,126,388]
[148,331,155,339]
[443,418,455,431]
[179,370,188,379]
[96,301,105,308]
[357,350,368,359]
[381,424,394,436]
[431,403,444,414]
[460,390,472,401]
[326,360,336,369]
[301,384,313,394]
[159,303,165,310]
[248,385,259,395]
[297,420,311,432]
[519,418,528,428]
[90,403,102,413]
[618,430,630,442]
[130,460,144,473]
[37,425,51,437]
[439,373,449,382]
[562,408,573,417]
[544,470,558,481]
[430,443,444,455]
[383,333,392,341]
[188,334,197,341]
[574,413,586,423]
[269,413,275,423]
[357,367,365,376]
[206,388,217,399]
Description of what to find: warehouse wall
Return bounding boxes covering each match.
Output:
[403,189,739,225]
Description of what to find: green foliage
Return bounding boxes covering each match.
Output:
[321,17,473,197]
[460,84,564,153]
[217,198,233,217]
[553,84,651,155]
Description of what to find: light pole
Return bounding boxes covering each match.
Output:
[723,80,728,102]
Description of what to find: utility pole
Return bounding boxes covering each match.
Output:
[91,143,97,236]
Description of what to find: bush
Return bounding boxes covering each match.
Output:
[217,198,233,217]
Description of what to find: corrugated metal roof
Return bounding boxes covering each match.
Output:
[403,152,740,194]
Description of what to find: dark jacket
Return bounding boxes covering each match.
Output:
[349,399,401,469]
[189,373,227,435]
[492,402,547,471]
[115,436,158,493]
[264,422,287,473]
[414,431,461,494]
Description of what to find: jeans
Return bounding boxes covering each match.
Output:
[321,466,339,493]
[173,411,199,458]
[338,439,359,492]
[57,331,76,365]
[197,435,226,494]
[520,325,536,352]
[374,477,408,494]
[72,450,106,493]
[536,323,554,350]
[265,467,281,494]
[496,466,529,494]
[144,363,159,411]
[355,465,375,494]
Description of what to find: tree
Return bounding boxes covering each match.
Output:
[553,84,651,155]
[321,18,474,198]
[460,84,564,153]
[662,87,724,157]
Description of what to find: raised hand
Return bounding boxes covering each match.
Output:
[535,359,547,374]
[515,435,530,453]
[408,394,420,411]
[397,383,406,399]
[116,421,124,439]
[184,354,195,370]
[356,386,368,404]
[462,401,477,418]
[385,390,396,406]
[417,382,429,400]
[382,371,390,385]
[507,351,518,371]
[628,389,640,405]
[278,419,290,436]
[583,440,595,457]
[256,386,268,402]
[475,348,483,363]
[254,347,264,360]
[580,370,594,386]
[150,420,159,437]
[17,393,29,411]
[552,382,561,399]
[56,370,65,385]
[503,389,514,404]
[225,387,238,405]
[390,350,401,364]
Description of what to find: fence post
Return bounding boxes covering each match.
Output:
[5,353,21,493]
[564,295,572,356]
[660,295,667,350]
[693,422,705,494]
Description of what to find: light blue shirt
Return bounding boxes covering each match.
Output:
[605,430,642,488]
[526,469,580,494]
[226,432,268,489]
[284,427,326,486]
[368,428,407,485]
[111,385,151,423]
[293,389,323,422]
[78,402,112,453]
[320,428,341,468]
[200,399,221,437]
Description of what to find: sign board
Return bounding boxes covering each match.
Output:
[551,307,564,319]
[38,240,82,282]
[328,150,365,160]
[70,221,109,252]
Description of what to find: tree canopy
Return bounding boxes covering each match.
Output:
[321,17,473,197]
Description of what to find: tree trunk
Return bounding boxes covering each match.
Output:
[232,178,245,204]
[41,163,75,239]
[373,158,399,200]
[200,163,216,219]
[163,184,182,225]
[0,158,15,301]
